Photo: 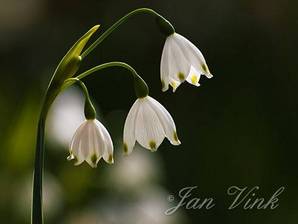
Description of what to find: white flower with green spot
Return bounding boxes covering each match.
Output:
[123,95,181,154]
[160,33,213,92]
[68,119,114,168]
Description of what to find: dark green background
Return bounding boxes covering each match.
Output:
[1,0,297,223]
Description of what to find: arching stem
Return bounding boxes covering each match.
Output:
[80,8,174,59]
[75,62,149,98]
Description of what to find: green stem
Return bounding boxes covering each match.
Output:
[76,62,149,98]
[32,111,46,224]
[80,8,174,59]
[65,78,97,119]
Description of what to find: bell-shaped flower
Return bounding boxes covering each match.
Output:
[160,33,213,92]
[123,96,181,154]
[67,118,114,168]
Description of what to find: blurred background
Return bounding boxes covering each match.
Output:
[1,0,298,223]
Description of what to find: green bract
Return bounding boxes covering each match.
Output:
[45,25,100,110]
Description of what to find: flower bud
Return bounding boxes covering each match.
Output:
[48,25,100,93]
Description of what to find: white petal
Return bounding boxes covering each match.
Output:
[85,124,98,168]
[186,66,201,87]
[167,36,190,87]
[160,38,170,92]
[174,33,213,78]
[169,34,191,79]
[169,78,181,93]
[135,97,165,151]
[92,124,102,161]
[95,120,114,164]
[161,34,191,92]
[69,121,87,153]
[69,121,88,165]
[80,122,92,159]
[74,141,85,166]
[147,96,181,145]
[123,100,140,155]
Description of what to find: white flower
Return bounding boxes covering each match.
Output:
[160,33,213,92]
[67,119,114,168]
[123,96,181,154]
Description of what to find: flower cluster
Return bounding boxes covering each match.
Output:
[31,9,215,224]
[68,33,212,168]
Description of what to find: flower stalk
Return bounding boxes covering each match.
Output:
[64,78,97,119]
[75,62,149,98]
[80,8,174,59]
[32,116,45,224]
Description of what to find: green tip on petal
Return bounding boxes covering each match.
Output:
[123,143,128,154]
[149,140,157,151]
[201,63,208,73]
[173,132,178,142]
[108,154,114,164]
[91,154,97,166]
[161,79,165,89]
[177,72,185,81]
[173,131,181,144]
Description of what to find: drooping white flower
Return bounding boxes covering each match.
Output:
[68,119,114,168]
[160,33,213,92]
[123,96,181,154]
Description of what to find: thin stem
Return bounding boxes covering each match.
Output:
[65,78,96,119]
[63,78,91,99]
[80,8,171,59]
[76,62,137,79]
[32,115,45,224]
[76,62,149,98]
[32,88,56,224]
